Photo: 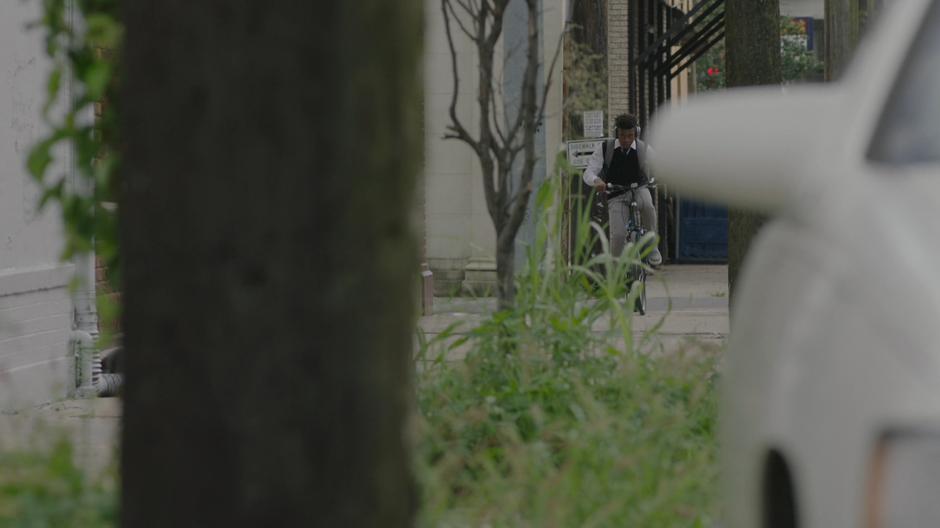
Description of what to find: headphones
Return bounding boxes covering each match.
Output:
[613,125,641,139]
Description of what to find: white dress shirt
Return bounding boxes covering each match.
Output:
[581,139,655,187]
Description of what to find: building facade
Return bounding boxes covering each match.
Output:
[423,0,565,295]
[0,1,83,409]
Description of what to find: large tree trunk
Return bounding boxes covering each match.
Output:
[825,0,857,81]
[119,2,422,526]
[724,0,780,301]
[825,0,880,81]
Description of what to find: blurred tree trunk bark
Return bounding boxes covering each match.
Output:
[120,2,421,526]
[826,0,881,81]
[825,0,858,80]
[725,0,781,302]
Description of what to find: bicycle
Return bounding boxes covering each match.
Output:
[601,180,657,315]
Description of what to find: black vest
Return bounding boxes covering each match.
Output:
[605,147,648,197]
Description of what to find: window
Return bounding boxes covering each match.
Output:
[868,0,940,165]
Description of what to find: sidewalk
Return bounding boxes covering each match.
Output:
[0,397,120,476]
[419,264,729,357]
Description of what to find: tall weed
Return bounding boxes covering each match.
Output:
[416,156,719,526]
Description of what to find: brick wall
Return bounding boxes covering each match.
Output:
[607,0,631,121]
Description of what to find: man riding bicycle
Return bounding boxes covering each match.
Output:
[582,113,663,267]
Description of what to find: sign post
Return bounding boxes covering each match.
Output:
[566,138,608,169]
[564,138,609,266]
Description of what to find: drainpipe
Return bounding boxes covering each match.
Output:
[70,104,102,398]
[72,329,99,398]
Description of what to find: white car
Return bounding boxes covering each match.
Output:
[650,0,940,526]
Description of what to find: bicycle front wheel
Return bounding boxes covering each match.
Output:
[633,265,647,315]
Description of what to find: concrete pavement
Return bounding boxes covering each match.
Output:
[418,264,729,359]
[0,397,120,477]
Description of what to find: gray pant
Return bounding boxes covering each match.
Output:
[607,187,657,257]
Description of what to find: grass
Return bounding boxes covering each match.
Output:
[0,440,117,528]
[414,165,721,526]
[415,342,719,527]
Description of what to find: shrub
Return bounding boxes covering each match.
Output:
[415,163,720,526]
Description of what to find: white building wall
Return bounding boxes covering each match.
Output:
[542,0,565,188]
[0,1,76,410]
[782,0,825,18]
[424,0,565,294]
[424,0,492,294]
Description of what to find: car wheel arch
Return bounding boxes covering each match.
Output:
[763,447,800,528]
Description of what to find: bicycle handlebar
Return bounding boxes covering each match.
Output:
[605,183,640,192]
[604,178,656,194]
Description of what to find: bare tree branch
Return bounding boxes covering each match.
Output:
[507,7,570,222]
[503,0,541,241]
[485,0,509,49]
[445,0,479,44]
[502,68,532,149]
[439,0,566,306]
[477,0,514,226]
[453,0,475,12]
[442,0,501,224]
[533,16,568,136]
[491,56,510,139]
[481,48,510,166]
[488,88,508,149]
[441,0,477,149]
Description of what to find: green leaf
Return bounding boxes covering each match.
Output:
[93,154,117,190]
[85,14,123,49]
[535,179,553,210]
[26,136,58,181]
[42,68,62,117]
[38,179,65,209]
[83,61,111,101]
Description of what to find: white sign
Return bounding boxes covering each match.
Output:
[582,110,604,138]
[566,138,608,169]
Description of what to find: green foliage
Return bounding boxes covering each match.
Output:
[1,152,718,526]
[696,17,824,92]
[695,43,726,92]
[779,18,824,84]
[564,36,608,140]
[0,441,117,527]
[415,155,719,525]
[28,0,123,288]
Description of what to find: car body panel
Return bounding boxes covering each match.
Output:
[649,0,940,525]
